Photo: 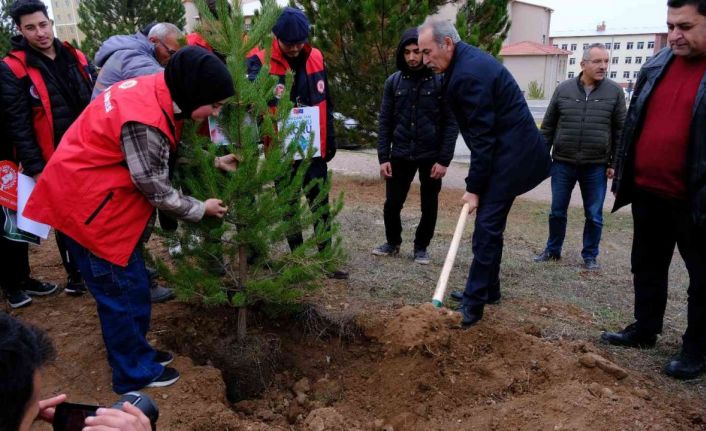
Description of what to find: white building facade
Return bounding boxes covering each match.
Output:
[551,26,668,87]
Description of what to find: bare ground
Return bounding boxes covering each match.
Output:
[9,174,705,431]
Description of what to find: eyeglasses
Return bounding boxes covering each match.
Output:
[158,40,177,56]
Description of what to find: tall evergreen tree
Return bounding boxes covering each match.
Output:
[291,0,447,148]
[456,0,511,58]
[0,0,14,56]
[77,0,186,57]
[158,0,343,341]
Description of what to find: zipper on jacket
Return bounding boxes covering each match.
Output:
[85,191,114,225]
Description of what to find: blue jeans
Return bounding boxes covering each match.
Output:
[64,236,163,394]
[545,161,607,260]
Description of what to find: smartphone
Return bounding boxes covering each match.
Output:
[53,402,99,431]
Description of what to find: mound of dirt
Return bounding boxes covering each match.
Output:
[361,303,461,356]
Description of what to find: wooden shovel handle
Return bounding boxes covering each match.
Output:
[432,203,471,307]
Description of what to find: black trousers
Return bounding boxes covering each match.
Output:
[631,191,706,352]
[383,159,442,250]
[286,158,331,251]
[462,197,515,308]
[0,235,30,295]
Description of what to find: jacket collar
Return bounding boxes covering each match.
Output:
[575,72,604,93]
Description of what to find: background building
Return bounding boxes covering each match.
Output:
[51,0,84,43]
[551,23,668,86]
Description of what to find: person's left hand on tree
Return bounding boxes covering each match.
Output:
[214,154,239,172]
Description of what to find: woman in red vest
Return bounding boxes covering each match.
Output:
[24,47,236,394]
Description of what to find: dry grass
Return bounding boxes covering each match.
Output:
[330,175,705,401]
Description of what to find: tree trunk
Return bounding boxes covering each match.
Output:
[237,245,248,342]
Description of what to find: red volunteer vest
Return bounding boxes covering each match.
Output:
[247,39,330,157]
[186,33,214,52]
[24,74,178,267]
[2,42,92,163]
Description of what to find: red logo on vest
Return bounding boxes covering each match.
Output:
[316,79,325,94]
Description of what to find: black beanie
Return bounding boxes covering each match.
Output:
[272,7,310,44]
[164,46,235,119]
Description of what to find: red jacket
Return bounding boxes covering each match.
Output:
[24,74,178,266]
[246,39,334,159]
[186,33,214,52]
[2,42,92,163]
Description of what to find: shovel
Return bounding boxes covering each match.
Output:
[432,203,471,308]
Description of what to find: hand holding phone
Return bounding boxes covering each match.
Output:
[52,402,99,431]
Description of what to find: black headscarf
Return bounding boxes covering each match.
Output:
[164,46,235,120]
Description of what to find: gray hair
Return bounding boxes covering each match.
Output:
[418,16,461,46]
[148,23,183,41]
[582,43,607,60]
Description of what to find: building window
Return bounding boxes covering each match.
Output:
[583,43,589,49]
[612,56,619,64]
[646,56,652,62]
[569,58,576,65]
[633,71,640,78]
[614,42,621,50]
[610,71,617,78]
[627,42,634,49]
[553,44,558,48]
[604,41,611,49]
[561,43,568,50]
[637,41,645,49]
[648,41,655,49]
[625,56,632,64]
[635,56,643,64]
[568,72,575,78]
[571,43,577,51]
[623,71,630,78]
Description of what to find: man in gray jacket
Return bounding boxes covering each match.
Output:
[91,23,183,99]
[534,43,626,270]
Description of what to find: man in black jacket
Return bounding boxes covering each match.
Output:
[534,43,626,270]
[601,0,706,380]
[1,0,96,298]
[372,28,458,264]
[418,17,551,327]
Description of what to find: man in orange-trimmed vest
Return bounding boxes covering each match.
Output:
[24,46,236,394]
[1,0,96,297]
[246,7,347,279]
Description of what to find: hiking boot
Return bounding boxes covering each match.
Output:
[150,285,175,303]
[64,276,87,296]
[24,279,59,296]
[155,350,174,366]
[146,367,180,388]
[372,243,399,256]
[664,348,706,380]
[7,291,32,308]
[583,258,600,270]
[533,250,561,262]
[600,322,657,348]
[414,249,431,265]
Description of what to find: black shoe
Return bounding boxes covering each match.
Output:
[413,249,431,265]
[372,243,400,256]
[533,251,561,263]
[327,270,349,280]
[583,258,600,270]
[24,279,59,296]
[146,367,180,388]
[6,291,32,308]
[600,322,657,348]
[449,290,500,305]
[150,285,175,303]
[664,348,706,380]
[64,276,87,296]
[457,303,484,328]
[155,350,174,366]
